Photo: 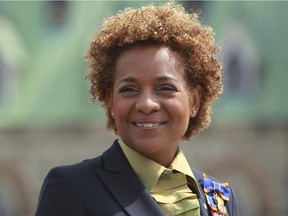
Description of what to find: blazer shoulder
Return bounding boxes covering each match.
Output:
[36,141,130,216]
[47,155,101,177]
[35,158,102,216]
[43,140,123,186]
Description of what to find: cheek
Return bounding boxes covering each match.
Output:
[178,97,192,124]
[166,98,190,120]
[112,98,132,119]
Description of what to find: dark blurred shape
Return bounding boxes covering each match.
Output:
[47,1,69,27]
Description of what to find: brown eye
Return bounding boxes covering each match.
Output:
[119,86,139,94]
[157,85,178,92]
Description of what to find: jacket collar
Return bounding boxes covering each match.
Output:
[94,140,165,216]
[191,168,210,216]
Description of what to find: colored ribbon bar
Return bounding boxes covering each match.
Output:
[203,174,230,215]
[203,174,230,201]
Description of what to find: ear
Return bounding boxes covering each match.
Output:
[189,84,202,117]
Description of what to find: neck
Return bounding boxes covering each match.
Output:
[144,149,178,168]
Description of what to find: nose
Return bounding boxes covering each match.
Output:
[135,91,160,114]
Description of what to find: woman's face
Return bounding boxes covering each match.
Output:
[110,45,201,166]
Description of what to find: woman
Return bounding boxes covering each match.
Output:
[35,2,239,216]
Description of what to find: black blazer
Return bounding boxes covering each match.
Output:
[35,140,239,216]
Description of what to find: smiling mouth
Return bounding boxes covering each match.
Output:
[135,122,165,128]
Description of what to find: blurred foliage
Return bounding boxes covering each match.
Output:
[0,1,287,128]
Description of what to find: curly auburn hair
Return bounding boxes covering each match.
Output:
[85,2,223,139]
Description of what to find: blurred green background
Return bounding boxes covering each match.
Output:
[0,1,287,216]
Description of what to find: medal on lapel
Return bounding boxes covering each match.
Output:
[203,174,230,216]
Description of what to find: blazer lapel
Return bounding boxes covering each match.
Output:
[95,141,164,216]
[192,168,210,216]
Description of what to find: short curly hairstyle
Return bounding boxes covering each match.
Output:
[85,2,223,139]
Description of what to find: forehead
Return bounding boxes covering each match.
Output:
[115,44,183,71]
[113,44,188,88]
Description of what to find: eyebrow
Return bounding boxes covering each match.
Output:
[119,76,179,84]
[119,77,137,84]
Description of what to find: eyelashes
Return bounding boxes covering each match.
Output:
[118,84,179,95]
[157,85,178,92]
[119,86,138,93]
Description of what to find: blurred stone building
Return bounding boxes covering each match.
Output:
[0,1,287,215]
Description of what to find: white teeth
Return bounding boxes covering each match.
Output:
[136,123,160,128]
